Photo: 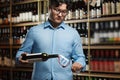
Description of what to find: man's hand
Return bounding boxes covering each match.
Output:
[19,53,29,63]
[71,62,83,72]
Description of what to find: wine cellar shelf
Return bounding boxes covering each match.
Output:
[0,0,120,80]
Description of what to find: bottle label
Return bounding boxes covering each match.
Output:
[58,55,70,67]
[28,58,43,63]
[26,53,42,63]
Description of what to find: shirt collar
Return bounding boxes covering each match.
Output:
[44,20,65,30]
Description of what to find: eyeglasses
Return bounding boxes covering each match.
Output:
[52,8,68,16]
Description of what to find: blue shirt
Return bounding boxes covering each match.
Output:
[16,21,86,80]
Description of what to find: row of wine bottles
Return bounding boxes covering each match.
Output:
[90,49,120,72]
[90,20,120,44]
[0,1,47,25]
[89,0,120,18]
[0,0,31,4]
[67,20,120,45]
[0,26,30,45]
[91,49,120,60]
[13,71,32,80]
[0,6,10,25]
[0,48,12,67]
[0,27,10,45]
[12,2,41,24]
[0,0,10,4]
[65,0,120,20]
[0,48,31,68]
[0,48,34,67]
[73,75,120,80]
[12,26,30,45]
[0,70,10,80]
[0,70,32,80]
[0,70,120,80]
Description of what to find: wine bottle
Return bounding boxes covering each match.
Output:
[114,20,119,42]
[105,0,111,16]
[90,0,97,18]
[90,4,95,18]
[102,0,106,16]
[116,0,120,14]
[21,53,58,62]
[94,22,100,44]
[111,0,116,14]
[109,21,114,42]
[96,0,102,18]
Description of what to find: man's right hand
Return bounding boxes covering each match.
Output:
[19,53,29,63]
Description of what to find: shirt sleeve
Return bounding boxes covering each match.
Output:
[16,28,34,63]
[72,30,86,71]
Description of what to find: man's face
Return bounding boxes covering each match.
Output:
[49,3,68,24]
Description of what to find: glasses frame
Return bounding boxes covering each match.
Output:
[52,7,68,16]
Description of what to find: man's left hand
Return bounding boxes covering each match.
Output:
[71,62,83,72]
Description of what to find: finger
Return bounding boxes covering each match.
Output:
[19,55,28,63]
[71,67,76,72]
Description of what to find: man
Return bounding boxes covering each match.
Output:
[16,0,86,80]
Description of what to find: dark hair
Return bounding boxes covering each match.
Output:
[49,0,72,10]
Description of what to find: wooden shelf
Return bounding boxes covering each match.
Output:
[65,16,120,23]
[12,67,33,72]
[12,0,40,5]
[82,45,120,49]
[74,73,120,78]
[89,16,120,22]
[0,45,10,48]
[90,70,120,74]
[12,45,20,48]
[73,72,90,77]
[65,19,88,23]
[90,45,120,49]
[0,67,11,70]
[0,24,10,27]
[12,22,41,27]
[90,73,120,78]
[0,3,10,7]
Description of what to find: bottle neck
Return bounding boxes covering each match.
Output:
[48,54,58,58]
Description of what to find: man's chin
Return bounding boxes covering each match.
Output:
[55,20,63,24]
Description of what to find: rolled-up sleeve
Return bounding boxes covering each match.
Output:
[72,30,86,71]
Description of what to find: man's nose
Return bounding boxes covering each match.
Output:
[58,12,63,16]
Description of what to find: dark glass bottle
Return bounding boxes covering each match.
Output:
[21,53,58,62]
[90,0,97,18]
[114,21,119,42]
